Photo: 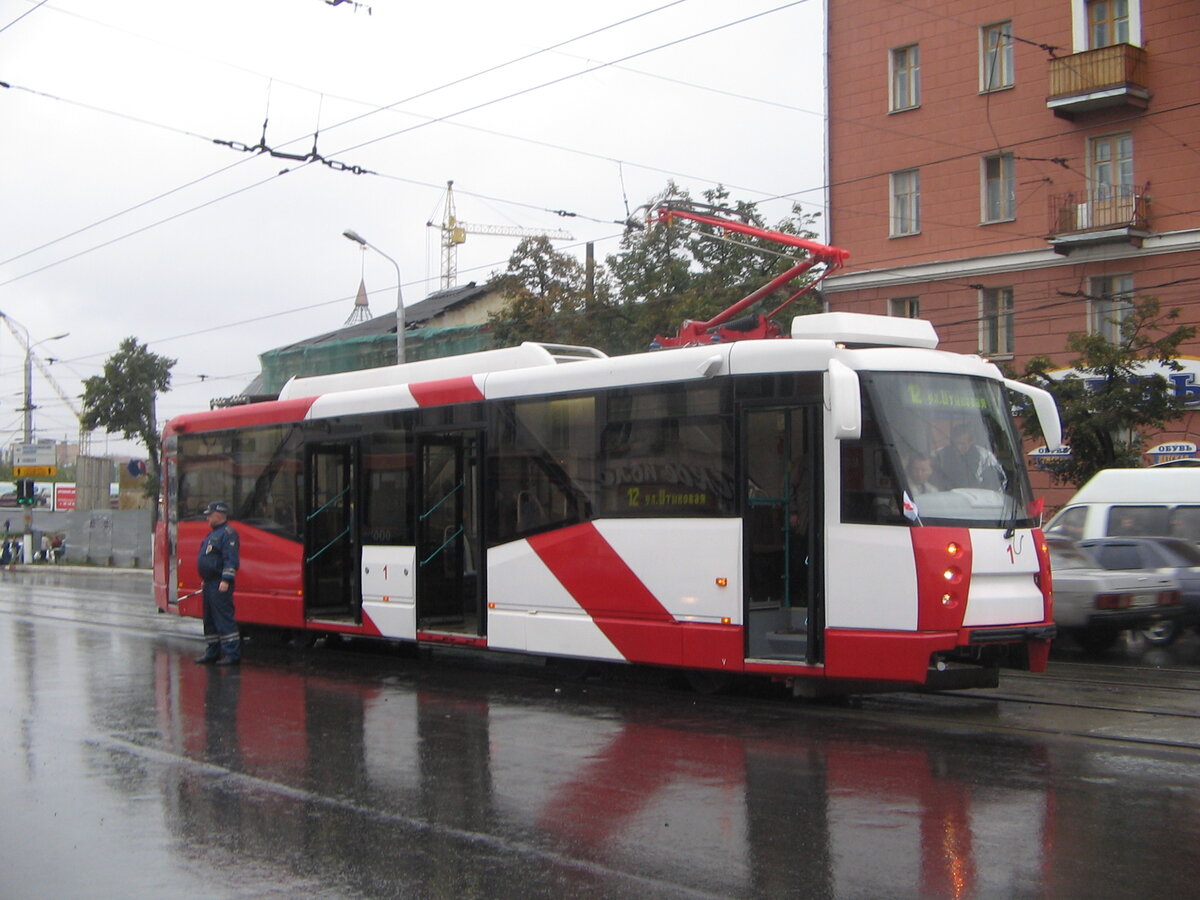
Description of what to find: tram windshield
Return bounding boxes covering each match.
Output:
[852,371,1036,528]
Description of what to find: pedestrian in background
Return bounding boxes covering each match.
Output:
[195,501,241,666]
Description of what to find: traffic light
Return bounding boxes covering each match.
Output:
[16,478,35,506]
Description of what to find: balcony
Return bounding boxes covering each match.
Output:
[1046,43,1150,118]
[1047,185,1150,254]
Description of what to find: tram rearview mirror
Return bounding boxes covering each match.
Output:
[1003,378,1063,451]
[827,359,862,440]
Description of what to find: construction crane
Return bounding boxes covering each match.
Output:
[1,313,92,452]
[426,180,573,291]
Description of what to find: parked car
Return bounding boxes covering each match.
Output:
[1046,537,1183,654]
[1078,536,1200,645]
[0,490,50,508]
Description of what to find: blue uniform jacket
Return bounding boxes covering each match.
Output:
[197,522,239,584]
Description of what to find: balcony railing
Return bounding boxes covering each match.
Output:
[1047,44,1150,117]
[1047,184,1150,252]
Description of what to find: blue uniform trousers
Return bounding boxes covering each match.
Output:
[199,580,240,662]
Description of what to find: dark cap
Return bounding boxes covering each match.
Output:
[203,501,231,516]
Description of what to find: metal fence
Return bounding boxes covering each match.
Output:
[63,509,152,568]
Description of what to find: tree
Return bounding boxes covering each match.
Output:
[488,183,828,356]
[1017,297,1195,486]
[487,236,594,348]
[81,337,175,496]
[605,184,825,353]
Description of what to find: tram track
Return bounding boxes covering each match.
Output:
[2,573,1198,753]
[852,663,1200,753]
[1026,659,1200,692]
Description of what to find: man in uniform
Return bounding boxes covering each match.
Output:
[195,500,241,666]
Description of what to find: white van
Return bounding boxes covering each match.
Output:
[1044,468,1200,543]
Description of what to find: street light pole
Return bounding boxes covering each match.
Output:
[22,331,70,444]
[0,316,69,553]
[342,229,405,364]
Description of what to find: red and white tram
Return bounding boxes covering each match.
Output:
[155,214,1062,695]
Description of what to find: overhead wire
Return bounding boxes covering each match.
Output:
[5,0,1199,424]
[0,1,813,287]
[0,0,49,35]
[11,0,1190,293]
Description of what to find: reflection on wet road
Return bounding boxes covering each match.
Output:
[2,571,1199,898]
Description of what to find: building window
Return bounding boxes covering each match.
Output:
[889,169,920,236]
[981,22,1014,91]
[982,154,1015,223]
[1088,0,1130,48]
[1088,133,1135,227]
[889,297,920,318]
[980,287,1014,356]
[1090,133,1134,198]
[890,44,920,111]
[1070,0,1140,51]
[1089,274,1134,342]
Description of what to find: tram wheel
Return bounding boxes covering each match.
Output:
[685,670,730,695]
[287,630,319,649]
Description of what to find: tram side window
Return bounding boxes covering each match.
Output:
[840,395,906,526]
[178,426,303,539]
[489,396,595,545]
[598,384,735,517]
[234,426,303,538]
[362,432,414,545]
[178,432,234,520]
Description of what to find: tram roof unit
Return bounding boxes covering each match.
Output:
[276,341,607,401]
[299,314,992,423]
[164,313,1000,437]
[791,312,938,349]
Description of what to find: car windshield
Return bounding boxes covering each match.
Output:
[860,371,1036,528]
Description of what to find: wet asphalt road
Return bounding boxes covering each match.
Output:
[2,568,1200,899]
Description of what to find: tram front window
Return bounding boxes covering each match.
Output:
[853,372,1035,528]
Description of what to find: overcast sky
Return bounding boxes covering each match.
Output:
[0,0,827,459]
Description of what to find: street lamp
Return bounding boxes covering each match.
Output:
[0,314,68,547]
[343,229,405,364]
[23,331,69,444]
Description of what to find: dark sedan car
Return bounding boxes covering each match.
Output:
[1079,536,1200,645]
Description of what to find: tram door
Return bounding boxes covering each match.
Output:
[416,430,484,635]
[744,406,822,662]
[305,442,359,621]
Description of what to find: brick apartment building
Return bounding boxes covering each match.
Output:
[822,0,1200,506]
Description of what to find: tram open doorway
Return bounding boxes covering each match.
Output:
[743,405,823,663]
[416,430,484,637]
[304,442,361,623]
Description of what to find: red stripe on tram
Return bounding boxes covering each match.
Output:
[528,523,681,665]
[409,376,485,407]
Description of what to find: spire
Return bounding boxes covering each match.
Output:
[344,278,373,325]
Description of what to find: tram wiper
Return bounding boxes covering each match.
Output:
[997,466,1019,539]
